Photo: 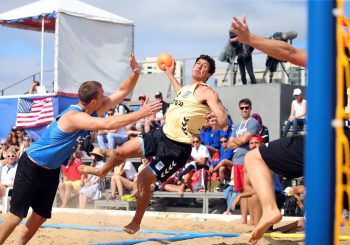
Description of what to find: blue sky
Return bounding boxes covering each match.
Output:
[0,0,347,93]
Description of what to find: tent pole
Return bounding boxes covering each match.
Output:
[40,15,45,91]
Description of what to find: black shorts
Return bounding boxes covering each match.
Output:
[141,128,192,182]
[10,152,60,218]
[259,135,304,179]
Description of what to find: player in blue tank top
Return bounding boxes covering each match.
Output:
[0,53,162,245]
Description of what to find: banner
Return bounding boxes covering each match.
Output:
[16,97,54,128]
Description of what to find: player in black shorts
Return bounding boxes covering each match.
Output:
[79,54,228,235]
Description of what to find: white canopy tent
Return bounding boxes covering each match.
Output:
[0,0,134,95]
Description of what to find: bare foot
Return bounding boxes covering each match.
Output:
[249,210,282,244]
[78,165,104,177]
[123,222,140,234]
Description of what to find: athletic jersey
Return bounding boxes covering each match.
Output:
[163,83,212,144]
[27,105,97,169]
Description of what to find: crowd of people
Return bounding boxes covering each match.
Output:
[0,14,324,245]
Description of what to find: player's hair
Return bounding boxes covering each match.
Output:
[195,54,216,74]
[78,81,102,105]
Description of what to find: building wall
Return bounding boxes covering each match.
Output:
[215,83,306,141]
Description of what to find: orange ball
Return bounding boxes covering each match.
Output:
[157,53,173,71]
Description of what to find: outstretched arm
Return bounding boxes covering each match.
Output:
[97,53,140,115]
[165,58,182,94]
[231,16,307,68]
[60,98,162,132]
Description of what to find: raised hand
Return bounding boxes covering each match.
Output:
[140,97,162,118]
[165,57,176,77]
[230,15,250,44]
[130,53,140,74]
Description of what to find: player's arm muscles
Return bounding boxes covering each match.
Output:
[204,88,228,129]
[62,110,147,132]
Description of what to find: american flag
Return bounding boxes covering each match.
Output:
[16,97,54,128]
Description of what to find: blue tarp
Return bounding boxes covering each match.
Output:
[0,95,78,140]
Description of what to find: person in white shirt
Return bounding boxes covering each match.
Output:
[282,88,307,137]
[177,136,211,184]
[79,148,105,209]
[0,149,18,198]
[110,160,137,200]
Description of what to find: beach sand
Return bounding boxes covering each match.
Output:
[0,208,312,245]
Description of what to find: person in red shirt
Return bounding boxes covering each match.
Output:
[58,151,85,208]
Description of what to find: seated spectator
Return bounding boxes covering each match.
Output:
[251,113,269,143]
[161,172,184,195]
[58,151,85,208]
[77,134,94,156]
[177,136,211,191]
[6,126,19,150]
[110,160,137,200]
[16,128,26,146]
[0,149,18,199]
[209,136,234,190]
[79,148,105,209]
[17,135,32,158]
[144,92,169,133]
[282,88,307,137]
[0,139,9,163]
[126,94,147,133]
[219,114,233,139]
[116,103,133,115]
[97,109,128,149]
[200,123,221,155]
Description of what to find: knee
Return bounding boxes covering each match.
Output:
[137,168,156,186]
[245,149,260,167]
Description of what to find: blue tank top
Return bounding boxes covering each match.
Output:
[27,105,97,169]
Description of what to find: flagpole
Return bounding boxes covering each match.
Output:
[40,15,45,92]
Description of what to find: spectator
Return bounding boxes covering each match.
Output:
[79,148,105,209]
[0,139,9,162]
[227,98,260,224]
[251,113,269,143]
[110,160,137,200]
[97,109,128,149]
[126,94,147,133]
[16,128,26,146]
[159,172,185,195]
[0,149,18,199]
[6,126,19,150]
[17,135,32,158]
[177,136,211,184]
[219,114,233,139]
[200,122,221,155]
[28,81,40,94]
[209,136,234,190]
[58,151,85,208]
[144,92,169,132]
[282,88,307,137]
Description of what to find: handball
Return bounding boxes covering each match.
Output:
[157,53,173,71]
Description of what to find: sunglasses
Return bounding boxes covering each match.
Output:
[193,140,200,143]
[7,155,16,158]
[24,138,30,141]
[240,106,250,111]
[220,140,227,144]
[107,113,113,116]
[1,143,6,145]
